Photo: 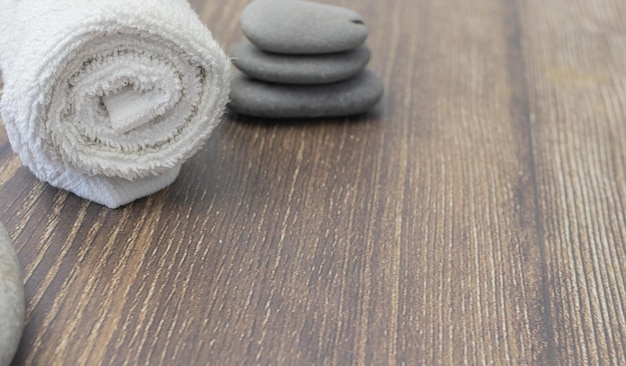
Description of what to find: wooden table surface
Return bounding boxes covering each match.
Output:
[2,0,626,364]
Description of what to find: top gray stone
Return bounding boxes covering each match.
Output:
[240,0,368,54]
[0,222,24,366]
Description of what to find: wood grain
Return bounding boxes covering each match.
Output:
[519,0,626,363]
[0,0,624,364]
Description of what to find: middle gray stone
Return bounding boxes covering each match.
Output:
[232,42,371,85]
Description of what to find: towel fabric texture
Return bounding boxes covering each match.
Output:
[0,0,231,208]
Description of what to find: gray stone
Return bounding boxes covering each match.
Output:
[0,222,24,366]
[232,42,371,84]
[229,69,383,118]
[240,0,368,54]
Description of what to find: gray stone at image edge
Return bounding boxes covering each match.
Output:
[0,222,24,366]
[229,69,384,118]
[240,0,368,54]
[232,42,371,85]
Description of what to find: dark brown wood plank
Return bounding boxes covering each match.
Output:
[373,0,552,363]
[1,0,622,364]
[518,0,626,364]
[3,0,547,364]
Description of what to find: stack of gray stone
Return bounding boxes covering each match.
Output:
[229,0,384,119]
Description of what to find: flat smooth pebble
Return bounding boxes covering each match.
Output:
[240,0,368,54]
[229,69,383,118]
[232,42,371,84]
[0,222,24,366]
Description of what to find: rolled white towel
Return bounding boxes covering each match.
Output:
[0,0,231,208]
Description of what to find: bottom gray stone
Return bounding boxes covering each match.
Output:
[0,222,24,366]
[229,69,383,118]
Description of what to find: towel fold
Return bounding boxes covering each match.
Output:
[0,0,230,208]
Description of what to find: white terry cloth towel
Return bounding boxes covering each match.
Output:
[0,0,231,208]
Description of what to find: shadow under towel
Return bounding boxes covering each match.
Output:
[0,0,231,208]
